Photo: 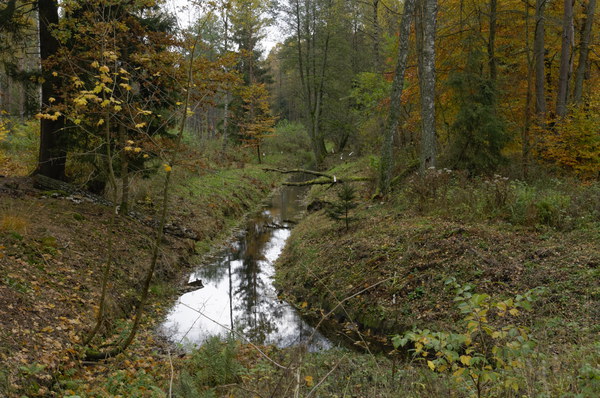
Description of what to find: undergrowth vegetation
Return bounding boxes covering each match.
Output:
[0,118,39,176]
[401,168,600,230]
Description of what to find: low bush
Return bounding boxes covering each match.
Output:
[402,169,599,230]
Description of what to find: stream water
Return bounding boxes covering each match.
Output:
[160,184,332,351]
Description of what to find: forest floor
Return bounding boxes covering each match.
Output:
[0,165,280,397]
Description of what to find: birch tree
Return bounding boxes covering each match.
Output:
[418,0,438,170]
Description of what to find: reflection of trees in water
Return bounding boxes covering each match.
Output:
[232,215,285,344]
[178,184,312,346]
[195,255,230,281]
[270,185,306,224]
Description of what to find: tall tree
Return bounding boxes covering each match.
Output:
[487,0,498,82]
[534,0,547,118]
[418,0,438,170]
[378,0,416,195]
[34,0,66,180]
[556,0,574,117]
[573,0,596,104]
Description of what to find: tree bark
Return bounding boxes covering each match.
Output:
[556,0,574,117]
[418,0,438,171]
[573,0,596,104]
[372,0,384,73]
[534,0,547,118]
[378,0,416,195]
[34,0,66,180]
[488,0,498,82]
[119,124,130,213]
[523,0,534,178]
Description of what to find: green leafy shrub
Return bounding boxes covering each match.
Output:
[393,280,542,397]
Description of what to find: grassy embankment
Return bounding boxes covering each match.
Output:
[0,129,284,396]
[269,157,599,396]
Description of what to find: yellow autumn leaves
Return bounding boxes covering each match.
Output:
[56,60,157,132]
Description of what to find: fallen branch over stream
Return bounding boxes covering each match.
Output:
[263,167,372,186]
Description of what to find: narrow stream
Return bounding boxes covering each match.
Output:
[160,185,332,351]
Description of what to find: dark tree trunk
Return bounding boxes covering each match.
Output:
[34,0,66,180]
[573,0,596,104]
[534,0,547,118]
[556,0,574,117]
[488,0,498,82]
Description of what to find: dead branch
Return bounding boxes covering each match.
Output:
[264,167,372,186]
[283,176,371,186]
[263,167,332,178]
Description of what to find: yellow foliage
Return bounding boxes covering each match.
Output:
[536,94,600,178]
[0,120,8,142]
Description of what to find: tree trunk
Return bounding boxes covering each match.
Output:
[372,0,384,73]
[534,0,547,118]
[378,0,416,195]
[418,0,438,171]
[119,124,130,214]
[556,0,574,117]
[34,0,66,180]
[523,0,534,178]
[573,0,596,104]
[488,0,498,82]
[222,9,230,150]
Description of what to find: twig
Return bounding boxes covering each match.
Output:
[305,353,347,398]
[168,349,174,398]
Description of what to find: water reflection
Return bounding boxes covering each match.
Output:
[161,186,332,351]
